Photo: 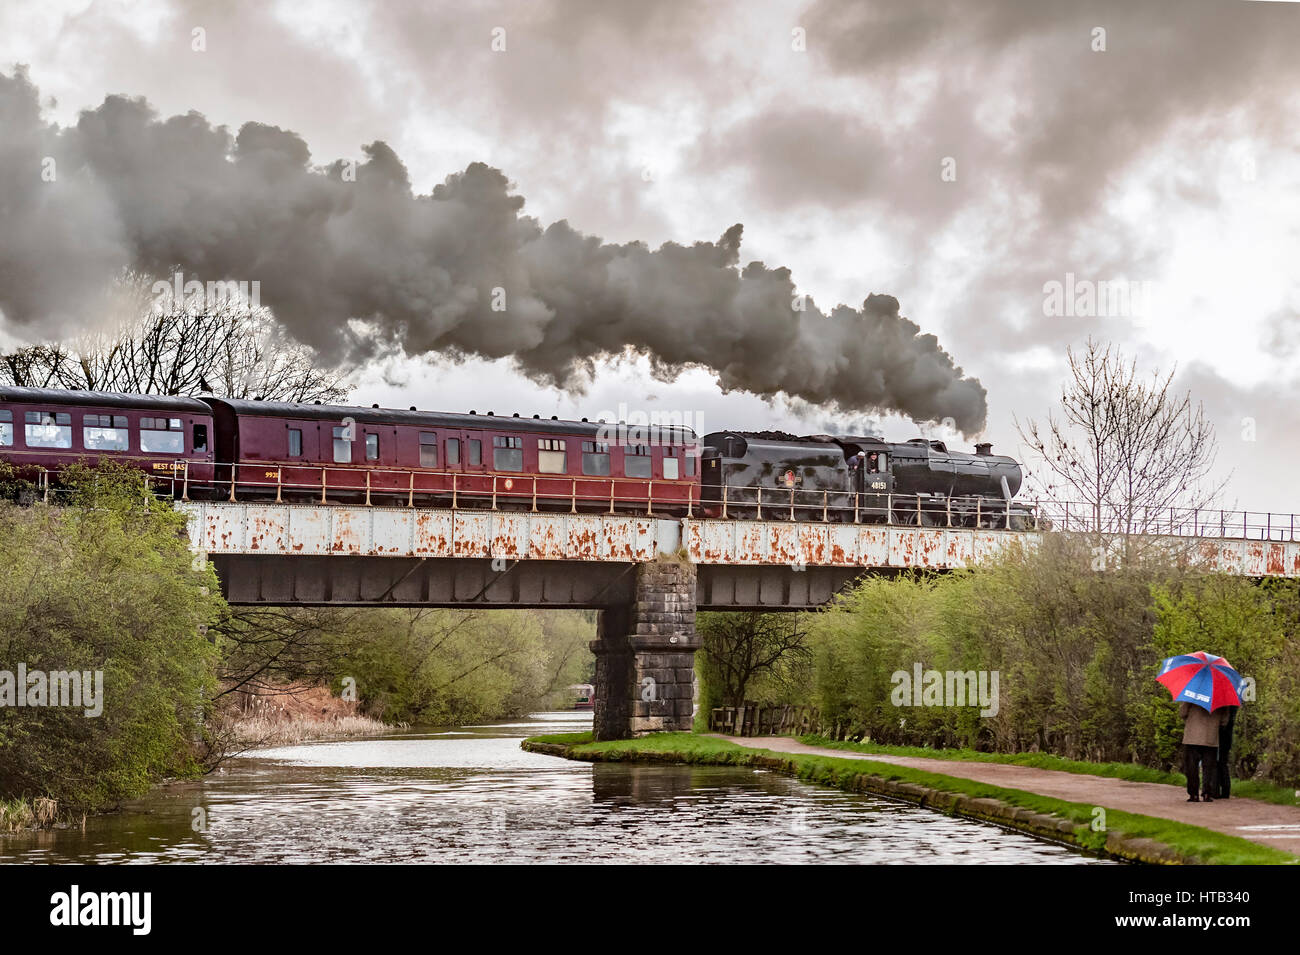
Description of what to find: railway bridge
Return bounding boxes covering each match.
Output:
[180,499,1300,740]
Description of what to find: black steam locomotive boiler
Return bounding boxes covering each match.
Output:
[699,430,1035,528]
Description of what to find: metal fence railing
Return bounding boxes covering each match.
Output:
[1033,501,1300,543]
[10,458,1298,543]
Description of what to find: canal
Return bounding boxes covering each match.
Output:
[1,713,1109,864]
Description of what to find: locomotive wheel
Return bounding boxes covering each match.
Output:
[892,507,935,527]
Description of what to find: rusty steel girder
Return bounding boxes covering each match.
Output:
[178,502,682,562]
[178,504,1300,576]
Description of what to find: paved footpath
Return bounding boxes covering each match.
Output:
[717,735,1300,855]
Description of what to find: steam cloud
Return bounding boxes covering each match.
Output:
[0,69,988,434]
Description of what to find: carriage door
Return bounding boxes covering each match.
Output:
[362,424,398,498]
[457,429,486,505]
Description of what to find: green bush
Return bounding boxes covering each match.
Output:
[804,534,1300,787]
[217,605,594,726]
[0,465,222,812]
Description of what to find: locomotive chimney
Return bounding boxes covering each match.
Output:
[975,442,993,456]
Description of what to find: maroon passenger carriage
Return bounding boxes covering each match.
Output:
[0,386,216,492]
[0,387,701,513]
[197,398,701,514]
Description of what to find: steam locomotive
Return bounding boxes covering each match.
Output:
[700,431,1034,528]
[0,386,1032,526]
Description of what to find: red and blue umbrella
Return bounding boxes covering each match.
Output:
[1156,652,1244,712]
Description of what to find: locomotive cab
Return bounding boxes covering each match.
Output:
[838,438,894,521]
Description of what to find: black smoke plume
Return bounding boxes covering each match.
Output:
[0,69,988,434]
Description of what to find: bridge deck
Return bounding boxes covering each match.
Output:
[178,502,1300,576]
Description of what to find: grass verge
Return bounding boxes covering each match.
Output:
[523,731,1298,866]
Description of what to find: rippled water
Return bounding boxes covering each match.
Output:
[1,713,1108,864]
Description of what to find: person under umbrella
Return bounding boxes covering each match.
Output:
[1156,652,1244,804]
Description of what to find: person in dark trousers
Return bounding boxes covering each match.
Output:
[1180,701,1230,802]
[1217,707,1237,799]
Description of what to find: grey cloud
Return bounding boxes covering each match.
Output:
[695,0,1300,369]
[0,70,989,434]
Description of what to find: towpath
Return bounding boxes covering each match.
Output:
[716,735,1300,855]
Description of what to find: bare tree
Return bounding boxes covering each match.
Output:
[213,606,364,699]
[0,344,78,389]
[0,269,349,402]
[1016,339,1225,550]
[701,611,810,707]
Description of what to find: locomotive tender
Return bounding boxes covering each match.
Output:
[0,386,1031,526]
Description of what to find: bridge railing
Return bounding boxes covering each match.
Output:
[171,463,1041,529]
[1034,502,1300,542]
[195,461,700,516]
[19,458,702,516]
[15,460,1300,542]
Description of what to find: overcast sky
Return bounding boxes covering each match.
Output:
[2,0,1298,511]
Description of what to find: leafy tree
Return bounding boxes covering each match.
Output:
[215,605,594,726]
[0,464,223,811]
[333,609,549,724]
[802,538,1300,787]
[534,609,597,706]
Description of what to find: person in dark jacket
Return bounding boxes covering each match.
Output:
[1180,701,1229,802]
[1217,707,1237,799]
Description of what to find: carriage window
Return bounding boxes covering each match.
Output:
[624,445,652,479]
[0,410,12,447]
[468,439,482,466]
[365,433,379,461]
[493,435,523,471]
[25,410,72,449]
[662,452,679,480]
[446,438,460,466]
[287,428,302,457]
[538,438,566,474]
[193,423,209,454]
[684,449,697,477]
[581,441,610,476]
[419,432,438,468]
[868,452,886,474]
[83,414,129,451]
[332,427,352,463]
[139,416,183,454]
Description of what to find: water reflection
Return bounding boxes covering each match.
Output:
[0,712,1108,864]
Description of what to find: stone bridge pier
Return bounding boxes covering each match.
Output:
[591,559,699,740]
